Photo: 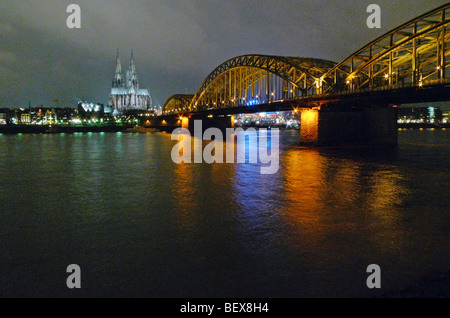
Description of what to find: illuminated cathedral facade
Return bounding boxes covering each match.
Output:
[109,50,152,115]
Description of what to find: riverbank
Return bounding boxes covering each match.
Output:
[398,123,450,129]
[1,123,448,135]
[0,124,134,134]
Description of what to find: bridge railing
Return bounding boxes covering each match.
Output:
[330,78,450,97]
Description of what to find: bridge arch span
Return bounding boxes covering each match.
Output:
[322,3,450,94]
[162,94,194,115]
[189,55,336,111]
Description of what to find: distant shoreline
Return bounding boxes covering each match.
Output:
[398,123,450,129]
[0,124,134,134]
[0,123,449,135]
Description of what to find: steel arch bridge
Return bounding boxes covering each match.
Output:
[162,94,194,114]
[163,3,450,115]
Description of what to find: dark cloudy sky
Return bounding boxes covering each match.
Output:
[0,0,448,108]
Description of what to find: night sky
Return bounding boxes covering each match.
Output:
[0,0,448,108]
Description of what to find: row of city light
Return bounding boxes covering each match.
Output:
[9,117,142,126]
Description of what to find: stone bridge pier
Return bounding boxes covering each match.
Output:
[299,105,398,146]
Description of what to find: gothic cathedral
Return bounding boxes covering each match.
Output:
[109,50,152,115]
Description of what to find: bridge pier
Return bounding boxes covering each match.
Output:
[300,106,398,147]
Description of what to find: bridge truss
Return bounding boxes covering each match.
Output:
[162,94,194,115]
[321,3,450,95]
[189,56,336,111]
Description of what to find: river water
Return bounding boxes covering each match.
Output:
[0,129,449,298]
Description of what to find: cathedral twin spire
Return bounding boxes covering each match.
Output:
[113,49,139,90]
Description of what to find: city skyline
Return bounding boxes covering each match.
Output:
[1,0,449,108]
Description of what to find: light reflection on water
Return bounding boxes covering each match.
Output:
[0,130,449,297]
